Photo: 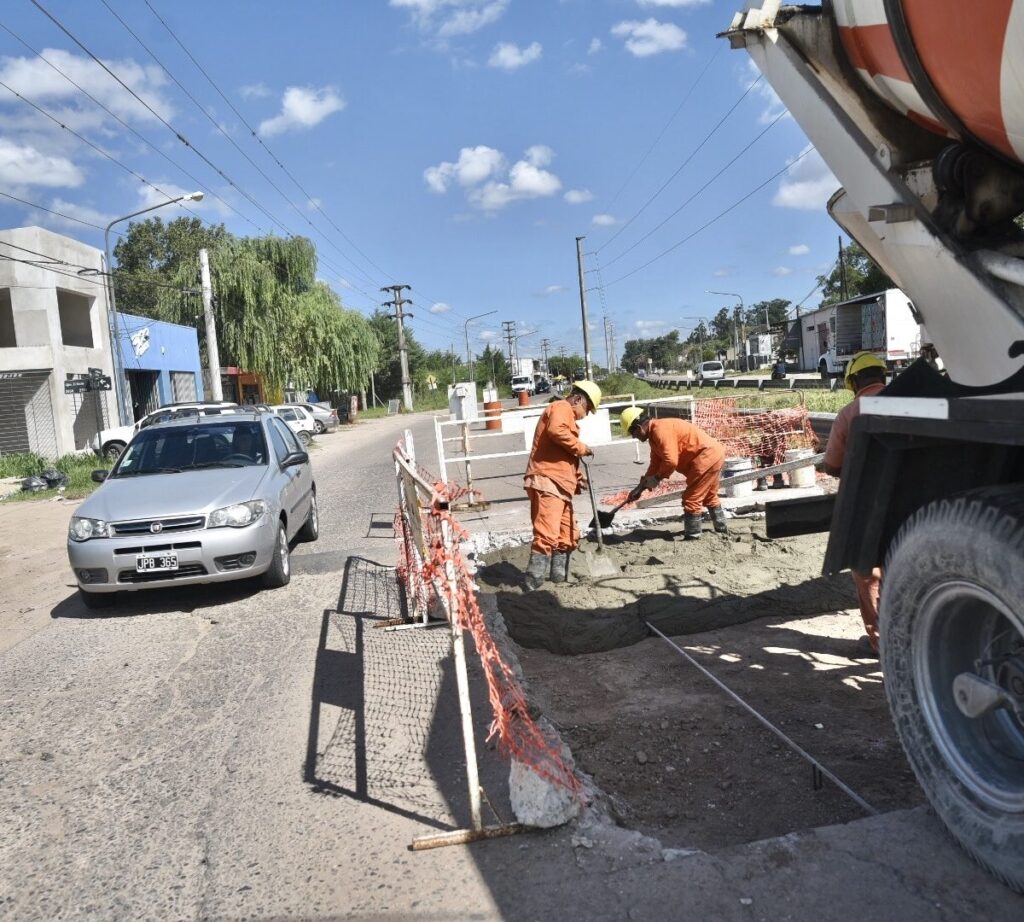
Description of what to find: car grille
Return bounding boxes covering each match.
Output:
[111,516,205,536]
[113,541,202,556]
[117,563,208,584]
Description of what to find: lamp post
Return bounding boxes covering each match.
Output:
[680,316,707,366]
[707,290,744,371]
[463,309,497,385]
[104,191,204,425]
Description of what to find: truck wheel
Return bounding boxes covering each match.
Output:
[882,486,1024,892]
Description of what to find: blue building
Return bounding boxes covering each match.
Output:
[116,312,204,421]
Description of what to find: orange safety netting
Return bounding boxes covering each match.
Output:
[394,458,582,796]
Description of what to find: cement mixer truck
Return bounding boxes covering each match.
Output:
[723,1,1024,890]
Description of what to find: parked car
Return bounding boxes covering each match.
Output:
[67,411,317,608]
[295,402,338,434]
[696,361,726,383]
[270,404,316,445]
[90,401,241,462]
[534,378,551,395]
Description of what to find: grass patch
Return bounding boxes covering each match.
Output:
[356,384,515,420]
[1,451,106,502]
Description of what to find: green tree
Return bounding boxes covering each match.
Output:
[745,298,791,330]
[112,218,379,396]
[817,241,894,305]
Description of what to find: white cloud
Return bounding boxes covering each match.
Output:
[430,302,452,313]
[426,144,562,211]
[588,38,603,55]
[592,213,617,226]
[0,48,174,125]
[478,329,498,341]
[564,188,593,204]
[488,41,542,70]
[391,0,508,39]
[239,83,271,99]
[788,243,810,256]
[41,198,114,231]
[424,145,506,193]
[712,268,731,278]
[745,58,788,124]
[611,19,687,57]
[773,146,838,211]
[540,284,565,295]
[635,319,668,331]
[258,86,345,137]
[772,266,793,277]
[0,139,83,188]
[307,197,322,210]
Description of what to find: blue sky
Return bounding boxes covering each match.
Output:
[0,0,841,363]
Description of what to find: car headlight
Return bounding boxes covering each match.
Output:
[69,517,111,542]
[208,500,268,528]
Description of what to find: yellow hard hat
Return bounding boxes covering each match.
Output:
[620,406,644,434]
[571,380,602,413]
[844,351,887,392]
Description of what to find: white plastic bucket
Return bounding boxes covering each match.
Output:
[785,448,816,488]
[722,456,754,498]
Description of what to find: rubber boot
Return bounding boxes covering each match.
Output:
[755,477,768,492]
[710,505,729,535]
[771,473,786,489]
[683,512,703,540]
[524,552,551,591]
[550,550,570,584]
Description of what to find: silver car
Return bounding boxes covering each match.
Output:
[67,411,318,609]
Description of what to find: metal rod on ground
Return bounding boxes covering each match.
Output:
[411,824,528,851]
[645,622,878,816]
[441,515,483,831]
[462,422,475,505]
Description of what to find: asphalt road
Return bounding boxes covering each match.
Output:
[1,406,1021,920]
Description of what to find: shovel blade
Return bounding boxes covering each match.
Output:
[588,509,617,531]
[583,546,619,578]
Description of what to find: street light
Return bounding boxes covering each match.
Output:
[680,315,707,365]
[706,290,744,371]
[104,191,205,424]
[463,309,498,384]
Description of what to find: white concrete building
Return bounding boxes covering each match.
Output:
[0,226,118,457]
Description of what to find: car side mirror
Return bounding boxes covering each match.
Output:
[282,451,308,468]
[91,469,109,483]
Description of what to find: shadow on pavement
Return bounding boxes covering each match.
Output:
[50,579,262,619]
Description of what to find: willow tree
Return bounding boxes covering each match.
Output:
[113,221,378,394]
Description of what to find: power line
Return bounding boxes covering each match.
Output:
[143,0,396,285]
[100,0,385,294]
[0,18,265,234]
[0,189,119,234]
[600,108,788,271]
[597,75,764,254]
[604,150,811,288]
[606,46,722,211]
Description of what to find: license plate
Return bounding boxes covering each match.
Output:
[136,552,178,573]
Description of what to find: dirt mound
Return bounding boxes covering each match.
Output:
[476,519,856,655]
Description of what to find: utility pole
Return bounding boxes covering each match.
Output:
[540,338,551,376]
[838,235,849,301]
[381,284,413,412]
[501,320,517,374]
[608,320,617,373]
[199,248,223,401]
[575,236,594,381]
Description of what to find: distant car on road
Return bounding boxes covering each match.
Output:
[67,411,318,608]
[635,369,647,379]
[295,402,338,434]
[511,374,534,395]
[696,361,726,383]
[90,401,242,462]
[534,378,551,394]
[270,404,316,445]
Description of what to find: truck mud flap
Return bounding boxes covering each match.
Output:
[765,494,836,539]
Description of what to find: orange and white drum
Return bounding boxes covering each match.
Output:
[833,0,1024,164]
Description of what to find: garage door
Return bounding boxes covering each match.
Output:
[0,369,58,456]
[170,371,197,402]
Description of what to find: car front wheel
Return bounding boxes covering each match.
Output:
[261,521,291,588]
[297,491,319,542]
[297,430,312,447]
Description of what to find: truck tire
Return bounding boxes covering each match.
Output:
[882,486,1024,892]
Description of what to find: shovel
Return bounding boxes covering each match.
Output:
[588,496,631,531]
[580,458,621,579]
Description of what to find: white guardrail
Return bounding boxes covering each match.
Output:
[433,393,702,504]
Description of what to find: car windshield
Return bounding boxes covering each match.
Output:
[112,420,268,476]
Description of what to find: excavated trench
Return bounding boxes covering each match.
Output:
[476,519,924,851]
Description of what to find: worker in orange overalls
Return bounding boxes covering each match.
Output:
[522,381,602,590]
[821,351,888,657]
[621,407,728,539]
